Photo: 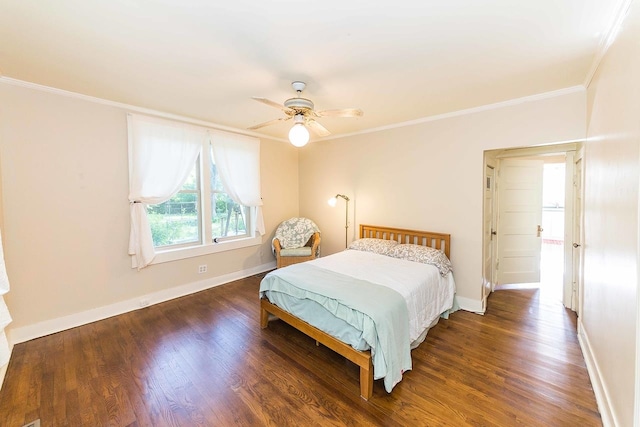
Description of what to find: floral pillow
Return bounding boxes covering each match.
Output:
[386,244,452,276]
[348,238,398,255]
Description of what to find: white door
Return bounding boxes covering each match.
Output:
[497,159,544,284]
[572,155,584,314]
[483,165,496,298]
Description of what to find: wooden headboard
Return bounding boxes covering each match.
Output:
[359,224,451,259]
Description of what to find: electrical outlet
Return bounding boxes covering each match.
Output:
[198,264,207,274]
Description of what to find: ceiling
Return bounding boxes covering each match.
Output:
[0,1,626,141]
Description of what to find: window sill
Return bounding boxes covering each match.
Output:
[131,235,263,268]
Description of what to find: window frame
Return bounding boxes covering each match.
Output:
[131,138,261,268]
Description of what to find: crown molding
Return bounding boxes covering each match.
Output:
[1,76,585,145]
[317,85,586,142]
[583,0,634,88]
[0,77,288,142]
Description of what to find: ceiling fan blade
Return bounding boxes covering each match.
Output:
[306,119,331,137]
[252,97,290,112]
[247,116,291,130]
[315,108,363,118]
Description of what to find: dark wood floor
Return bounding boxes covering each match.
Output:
[0,274,601,426]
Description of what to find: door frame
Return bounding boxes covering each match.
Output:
[572,146,585,315]
[563,151,576,309]
[483,143,582,311]
[483,164,497,304]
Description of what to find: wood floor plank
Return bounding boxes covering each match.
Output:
[0,274,602,426]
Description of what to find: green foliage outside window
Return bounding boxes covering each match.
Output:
[148,193,199,247]
[211,193,246,239]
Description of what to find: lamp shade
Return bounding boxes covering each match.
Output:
[289,123,309,147]
[327,197,337,207]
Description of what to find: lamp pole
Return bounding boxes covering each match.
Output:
[344,197,349,248]
[334,194,350,248]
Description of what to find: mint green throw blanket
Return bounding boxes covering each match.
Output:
[260,263,412,393]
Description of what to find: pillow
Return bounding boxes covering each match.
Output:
[348,238,398,255]
[386,244,452,276]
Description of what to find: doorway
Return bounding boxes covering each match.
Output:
[482,143,581,311]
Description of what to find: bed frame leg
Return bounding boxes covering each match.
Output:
[260,306,269,329]
[360,359,373,400]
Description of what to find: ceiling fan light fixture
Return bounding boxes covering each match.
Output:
[249,80,362,142]
[289,123,309,147]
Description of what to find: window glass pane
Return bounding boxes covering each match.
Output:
[211,193,247,239]
[147,167,200,248]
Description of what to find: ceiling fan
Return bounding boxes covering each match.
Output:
[248,81,363,147]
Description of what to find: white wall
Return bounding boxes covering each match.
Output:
[581,2,640,425]
[0,81,300,343]
[299,90,586,311]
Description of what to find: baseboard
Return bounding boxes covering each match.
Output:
[456,296,485,314]
[577,319,616,427]
[9,261,276,345]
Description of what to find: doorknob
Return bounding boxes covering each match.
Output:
[491,230,497,236]
[573,243,581,248]
[537,225,543,237]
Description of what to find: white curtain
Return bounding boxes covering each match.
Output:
[0,230,12,368]
[128,114,205,269]
[210,131,265,235]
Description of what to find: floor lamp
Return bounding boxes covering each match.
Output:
[328,194,350,248]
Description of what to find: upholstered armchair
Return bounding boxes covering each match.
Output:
[272,218,321,268]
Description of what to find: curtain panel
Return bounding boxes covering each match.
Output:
[210,131,265,236]
[127,114,205,269]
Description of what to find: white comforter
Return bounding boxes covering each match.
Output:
[309,250,456,343]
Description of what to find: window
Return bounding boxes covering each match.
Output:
[128,113,264,269]
[145,141,258,263]
[147,146,252,250]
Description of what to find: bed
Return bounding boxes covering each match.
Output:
[259,224,456,400]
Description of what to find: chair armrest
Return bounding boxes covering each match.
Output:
[310,232,321,255]
[273,238,282,255]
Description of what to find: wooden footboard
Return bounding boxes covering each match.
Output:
[260,298,373,400]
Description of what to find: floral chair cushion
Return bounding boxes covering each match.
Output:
[274,217,321,250]
[279,247,314,257]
